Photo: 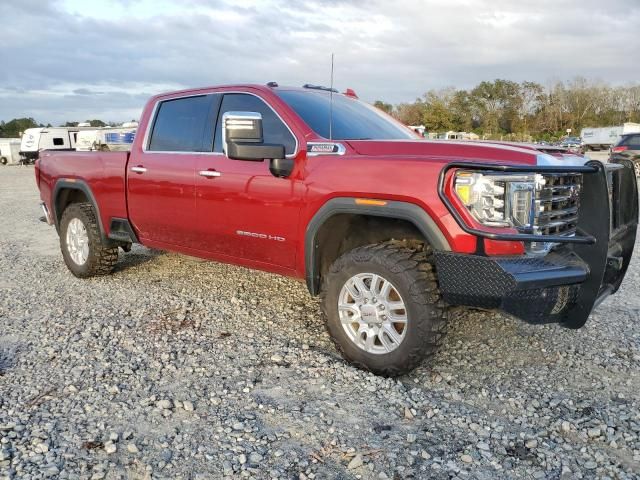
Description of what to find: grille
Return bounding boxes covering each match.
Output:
[532,173,582,236]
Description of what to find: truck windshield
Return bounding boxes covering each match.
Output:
[276,90,416,141]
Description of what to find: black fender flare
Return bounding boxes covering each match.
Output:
[52,180,104,233]
[304,197,450,295]
[52,180,138,244]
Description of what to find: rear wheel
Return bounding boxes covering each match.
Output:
[59,203,118,277]
[321,241,448,376]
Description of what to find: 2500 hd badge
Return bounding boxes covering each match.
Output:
[236,230,286,242]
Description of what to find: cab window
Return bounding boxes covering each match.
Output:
[148,95,215,152]
[213,93,296,155]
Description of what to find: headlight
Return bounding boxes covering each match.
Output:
[454,171,543,229]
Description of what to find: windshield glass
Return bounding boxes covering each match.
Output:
[276,89,416,140]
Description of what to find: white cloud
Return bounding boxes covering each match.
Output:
[0,0,638,124]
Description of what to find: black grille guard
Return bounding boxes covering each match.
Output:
[436,159,639,328]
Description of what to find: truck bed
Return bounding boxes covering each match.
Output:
[36,150,130,238]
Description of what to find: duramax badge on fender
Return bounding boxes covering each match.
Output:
[35,82,638,376]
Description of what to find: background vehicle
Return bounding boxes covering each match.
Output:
[34,83,638,376]
[581,123,640,151]
[0,138,21,165]
[75,124,137,152]
[558,136,582,153]
[611,133,640,176]
[75,130,100,151]
[19,127,93,163]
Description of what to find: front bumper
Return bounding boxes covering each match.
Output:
[434,159,638,328]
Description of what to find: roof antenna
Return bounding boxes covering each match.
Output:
[329,53,334,140]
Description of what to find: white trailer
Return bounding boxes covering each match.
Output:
[19,127,93,163]
[75,124,137,152]
[0,138,22,165]
[581,123,640,151]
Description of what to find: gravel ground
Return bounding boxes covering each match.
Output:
[1,165,639,480]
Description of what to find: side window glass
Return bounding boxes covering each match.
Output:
[53,137,64,146]
[148,95,213,152]
[213,93,296,155]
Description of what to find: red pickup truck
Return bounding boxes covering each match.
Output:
[35,83,638,376]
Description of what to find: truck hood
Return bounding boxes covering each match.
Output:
[345,140,588,166]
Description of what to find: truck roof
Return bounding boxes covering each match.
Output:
[151,83,352,101]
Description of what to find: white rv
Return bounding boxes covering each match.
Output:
[0,138,22,165]
[19,127,92,163]
[75,130,101,151]
[75,124,137,152]
[581,123,640,151]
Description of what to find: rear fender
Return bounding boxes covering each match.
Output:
[52,179,138,245]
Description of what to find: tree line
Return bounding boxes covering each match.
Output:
[0,119,117,138]
[374,78,640,141]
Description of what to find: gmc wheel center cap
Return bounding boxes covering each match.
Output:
[360,305,381,324]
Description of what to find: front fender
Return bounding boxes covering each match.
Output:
[304,197,450,295]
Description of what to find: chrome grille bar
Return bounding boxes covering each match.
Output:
[532,173,582,237]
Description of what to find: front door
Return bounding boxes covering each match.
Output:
[127,94,217,247]
[194,92,303,269]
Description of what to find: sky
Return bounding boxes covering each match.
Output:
[1,0,639,125]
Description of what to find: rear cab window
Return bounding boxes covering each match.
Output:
[148,95,219,152]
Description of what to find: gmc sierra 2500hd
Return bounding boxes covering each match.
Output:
[35,83,638,376]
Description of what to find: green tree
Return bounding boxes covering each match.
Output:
[87,119,107,127]
[373,101,393,115]
[0,117,39,138]
[470,79,521,137]
[421,90,454,132]
[394,100,426,126]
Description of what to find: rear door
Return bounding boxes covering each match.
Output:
[127,94,218,247]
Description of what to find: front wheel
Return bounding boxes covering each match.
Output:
[59,203,118,277]
[321,241,448,376]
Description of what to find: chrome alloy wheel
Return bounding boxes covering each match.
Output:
[338,273,408,354]
[66,218,89,265]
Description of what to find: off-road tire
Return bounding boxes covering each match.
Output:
[320,240,448,376]
[59,203,118,278]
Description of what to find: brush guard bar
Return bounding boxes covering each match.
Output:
[434,160,638,328]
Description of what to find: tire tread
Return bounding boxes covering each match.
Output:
[60,202,118,277]
[320,240,448,376]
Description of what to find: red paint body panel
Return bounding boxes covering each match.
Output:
[38,150,129,233]
[36,84,551,282]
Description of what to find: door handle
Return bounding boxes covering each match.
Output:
[199,170,222,178]
[131,166,147,174]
